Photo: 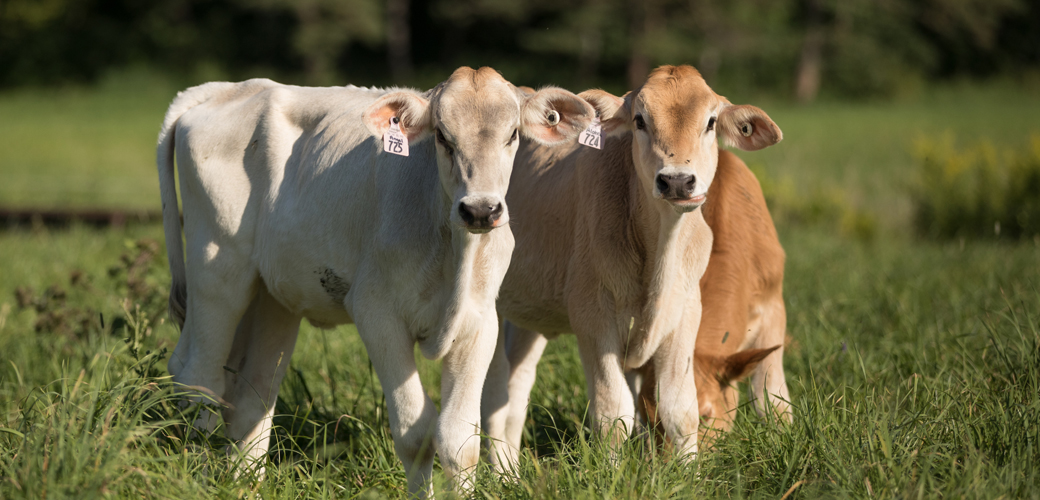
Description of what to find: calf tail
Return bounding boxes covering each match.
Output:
[155,82,236,329]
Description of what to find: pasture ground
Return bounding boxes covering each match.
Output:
[1,76,1039,498]
[0,223,1037,499]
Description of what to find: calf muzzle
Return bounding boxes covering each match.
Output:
[656,173,697,200]
[458,198,505,233]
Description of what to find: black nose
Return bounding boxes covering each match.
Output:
[458,201,504,228]
[655,173,697,199]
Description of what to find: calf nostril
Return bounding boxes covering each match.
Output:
[684,176,697,192]
[458,203,475,224]
[656,174,669,194]
[459,201,502,226]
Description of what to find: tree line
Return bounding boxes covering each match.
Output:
[1,0,1037,100]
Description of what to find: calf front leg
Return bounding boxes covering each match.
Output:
[650,296,703,459]
[357,315,438,498]
[481,324,512,471]
[440,315,500,491]
[651,328,699,458]
[575,322,635,451]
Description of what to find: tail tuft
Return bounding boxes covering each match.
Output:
[168,282,187,329]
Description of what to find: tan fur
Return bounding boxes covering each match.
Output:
[637,149,791,449]
[482,65,783,469]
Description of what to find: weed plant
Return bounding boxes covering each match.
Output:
[912,133,1040,241]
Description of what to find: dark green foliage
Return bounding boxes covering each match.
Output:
[0,0,1037,98]
[0,0,299,87]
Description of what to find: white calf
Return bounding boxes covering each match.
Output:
[156,67,593,495]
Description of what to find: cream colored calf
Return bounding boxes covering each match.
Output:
[481,65,782,469]
[637,147,791,449]
[156,67,593,496]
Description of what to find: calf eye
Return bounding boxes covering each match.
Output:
[634,114,646,130]
[508,128,518,145]
[435,128,454,156]
[707,116,716,132]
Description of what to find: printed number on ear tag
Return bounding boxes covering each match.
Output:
[578,116,602,149]
[384,117,409,156]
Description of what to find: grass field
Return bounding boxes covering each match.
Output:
[1,75,1039,498]
[0,70,180,211]
[0,224,1037,498]
[2,71,1039,229]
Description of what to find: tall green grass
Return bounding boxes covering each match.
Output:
[1,224,1037,498]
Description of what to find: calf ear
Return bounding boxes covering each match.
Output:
[719,345,781,384]
[718,104,782,151]
[363,92,433,143]
[578,89,631,137]
[520,87,595,145]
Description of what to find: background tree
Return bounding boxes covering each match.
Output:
[0,0,1035,97]
[386,0,413,80]
[239,0,383,85]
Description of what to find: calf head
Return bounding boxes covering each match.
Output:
[364,67,594,233]
[580,65,782,213]
[695,345,781,446]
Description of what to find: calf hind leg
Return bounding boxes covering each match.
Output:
[504,326,549,452]
[750,295,791,422]
[171,244,259,437]
[221,285,302,474]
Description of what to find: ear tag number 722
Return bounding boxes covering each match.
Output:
[384,117,409,156]
[579,116,602,149]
